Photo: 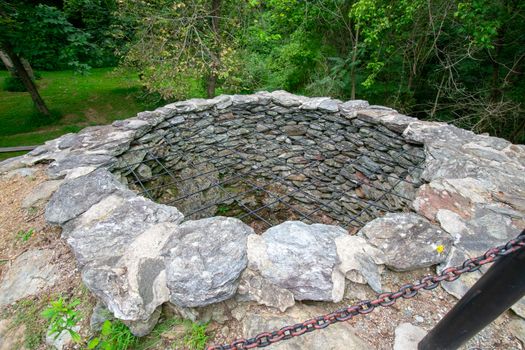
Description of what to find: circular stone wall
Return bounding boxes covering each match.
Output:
[2,90,524,338]
[112,93,425,232]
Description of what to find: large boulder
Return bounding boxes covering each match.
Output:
[163,217,253,308]
[45,169,127,225]
[247,221,346,302]
[359,213,453,271]
[64,194,183,329]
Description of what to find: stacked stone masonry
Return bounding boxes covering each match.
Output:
[113,94,424,230]
[1,90,524,337]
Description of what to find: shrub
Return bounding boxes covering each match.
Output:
[2,76,26,92]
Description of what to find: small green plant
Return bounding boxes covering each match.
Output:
[88,320,138,350]
[16,228,34,242]
[27,207,38,215]
[41,297,81,343]
[216,204,231,215]
[184,322,209,350]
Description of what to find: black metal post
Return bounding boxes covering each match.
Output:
[418,237,525,350]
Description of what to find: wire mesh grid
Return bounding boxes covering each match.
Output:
[121,123,426,233]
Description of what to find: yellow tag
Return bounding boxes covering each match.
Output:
[436,245,444,254]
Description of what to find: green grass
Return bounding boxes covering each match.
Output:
[135,317,209,350]
[0,68,157,153]
[0,151,26,161]
[8,298,50,349]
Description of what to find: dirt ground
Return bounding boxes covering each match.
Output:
[207,268,524,350]
[0,167,94,350]
[0,167,523,350]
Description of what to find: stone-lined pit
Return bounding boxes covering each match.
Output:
[3,91,523,339]
[112,97,425,232]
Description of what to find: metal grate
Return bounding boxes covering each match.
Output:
[120,124,425,233]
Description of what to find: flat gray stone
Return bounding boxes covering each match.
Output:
[437,246,482,300]
[163,217,253,308]
[456,203,524,256]
[335,235,385,292]
[509,318,525,345]
[0,156,26,174]
[248,221,346,302]
[394,323,427,350]
[73,126,135,154]
[4,167,36,179]
[437,246,525,319]
[0,249,61,306]
[47,153,116,179]
[512,300,525,319]
[22,180,63,208]
[123,307,161,337]
[339,100,369,115]
[269,90,305,107]
[318,99,340,112]
[89,302,113,332]
[237,269,295,312]
[360,213,453,271]
[45,169,127,225]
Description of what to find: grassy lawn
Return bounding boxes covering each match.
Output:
[0,68,156,154]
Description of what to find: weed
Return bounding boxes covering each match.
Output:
[135,318,181,350]
[27,207,38,216]
[42,297,81,343]
[216,204,231,215]
[184,322,209,350]
[88,320,138,350]
[9,298,49,349]
[16,228,34,242]
[135,317,209,350]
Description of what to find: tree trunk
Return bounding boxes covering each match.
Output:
[21,58,35,80]
[489,27,505,102]
[350,27,360,100]
[2,43,50,116]
[0,50,16,77]
[207,0,221,98]
[0,50,35,80]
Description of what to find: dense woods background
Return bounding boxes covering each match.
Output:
[1,0,524,143]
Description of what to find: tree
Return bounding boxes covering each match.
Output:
[0,2,50,115]
[116,0,246,100]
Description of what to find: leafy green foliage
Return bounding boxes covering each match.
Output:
[2,76,26,92]
[1,0,523,144]
[16,228,34,242]
[41,297,81,343]
[87,320,138,350]
[115,0,247,100]
[3,3,91,71]
[63,0,121,67]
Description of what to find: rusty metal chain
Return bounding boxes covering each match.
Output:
[207,233,525,350]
